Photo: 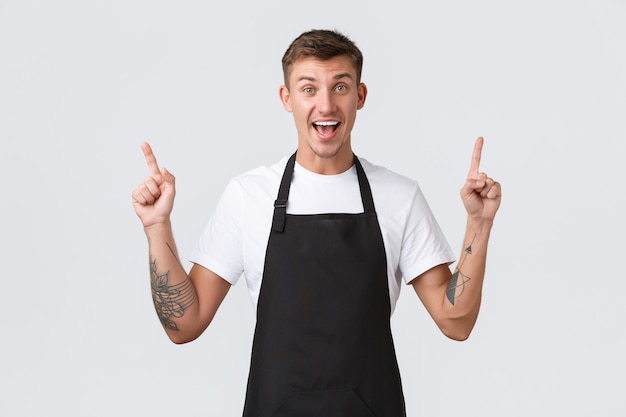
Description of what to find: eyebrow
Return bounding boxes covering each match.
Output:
[296,72,354,84]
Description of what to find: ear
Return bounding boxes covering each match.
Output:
[279,85,293,112]
[356,82,368,110]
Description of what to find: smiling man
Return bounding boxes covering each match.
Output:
[132,29,501,417]
[280,52,366,172]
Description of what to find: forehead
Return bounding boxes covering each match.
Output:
[288,55,357,84]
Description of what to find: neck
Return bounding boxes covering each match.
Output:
[295,145,354,175]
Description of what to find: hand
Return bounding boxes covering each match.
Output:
[460,137,501,222]
[131,142,176,229]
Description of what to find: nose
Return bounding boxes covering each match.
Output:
[315,89,336,114]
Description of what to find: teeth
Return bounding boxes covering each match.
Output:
[314,121,339,126]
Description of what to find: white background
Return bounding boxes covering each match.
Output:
[1,0,624,415]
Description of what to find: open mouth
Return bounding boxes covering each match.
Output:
[313,120,340,136]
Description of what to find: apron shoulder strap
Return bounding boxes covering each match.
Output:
[272,152,297,233]
[353,155,376,214]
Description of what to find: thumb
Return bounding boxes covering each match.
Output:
[161,167,176,185]
[460,177,484,198]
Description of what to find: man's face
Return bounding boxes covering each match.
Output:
[280,55,367,163]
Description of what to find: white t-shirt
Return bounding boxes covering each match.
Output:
[190,156,456,315]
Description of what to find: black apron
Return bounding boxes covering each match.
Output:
[242,152,406,417]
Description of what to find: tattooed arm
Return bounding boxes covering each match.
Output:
[411,137,501,341]
[411,221,493,341]
[145,226,230,344]
[133,142,230,344]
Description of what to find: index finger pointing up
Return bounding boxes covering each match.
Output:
[141,141,161,175]
[468,136,484,178]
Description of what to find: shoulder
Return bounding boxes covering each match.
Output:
[226,156,289,197]
[358,156,421,196]
[233,156,288,183]
[358,156,435,221]
[216,157,288,206]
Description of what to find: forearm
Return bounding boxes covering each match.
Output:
[145,222,201,343]
[442,217,492,337]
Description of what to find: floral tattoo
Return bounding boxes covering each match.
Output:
[150,245,197,330]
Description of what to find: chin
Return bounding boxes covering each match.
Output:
[310,144,343,159]
[309,139,347,159]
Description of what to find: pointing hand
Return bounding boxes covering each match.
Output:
[131,142,176,228]
[460,137,501,222]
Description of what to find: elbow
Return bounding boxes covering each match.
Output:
[442,326,473,342]
[437,314,478,342]
[170,335,194,345]
[165,329,201,345]
[162,316,212,345]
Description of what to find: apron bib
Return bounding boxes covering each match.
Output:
[242,153,406,417]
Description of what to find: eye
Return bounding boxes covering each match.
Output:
[335,85,347,92]
[303,87,314,94]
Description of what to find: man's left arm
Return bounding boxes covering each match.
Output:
[411,137,501,341]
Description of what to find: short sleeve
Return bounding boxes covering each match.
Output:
[189,179,245,285]
[399,183,456,284]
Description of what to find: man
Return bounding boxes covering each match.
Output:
[132,29,501,416]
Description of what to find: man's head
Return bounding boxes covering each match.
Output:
[279,29,367,172]
[281,29,364,88]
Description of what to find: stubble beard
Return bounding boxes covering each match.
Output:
[306,134,348,159]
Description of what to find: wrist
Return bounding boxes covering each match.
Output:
[466,216,494,232]
[143,219,173,237]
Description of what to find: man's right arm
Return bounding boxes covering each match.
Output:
[133,142,230,344]
[145,222,230,344]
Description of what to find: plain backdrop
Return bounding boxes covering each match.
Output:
[1,0,624,416]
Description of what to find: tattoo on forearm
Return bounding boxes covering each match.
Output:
[150,250,197,331]
[446,233,476,305]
